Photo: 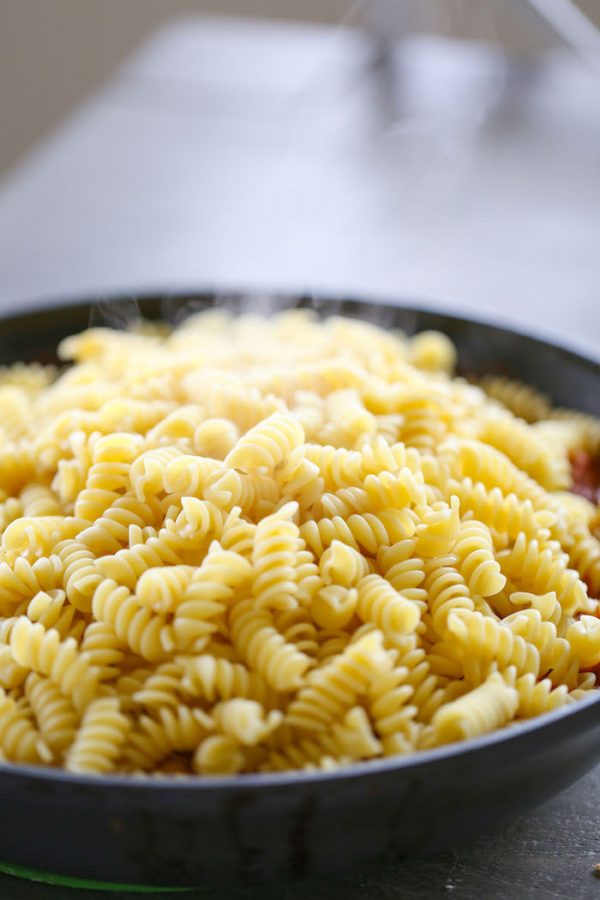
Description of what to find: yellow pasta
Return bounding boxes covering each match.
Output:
[65,697,130,774]
[428,672,519,745]
[25,673,78,755]
[0,307,597,776]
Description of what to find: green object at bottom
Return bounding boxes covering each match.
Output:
[0,861,196,892]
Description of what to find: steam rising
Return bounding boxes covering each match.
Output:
[87,290,410,337]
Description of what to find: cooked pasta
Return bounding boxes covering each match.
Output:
[65,697,130,774]
[0,307,598,775]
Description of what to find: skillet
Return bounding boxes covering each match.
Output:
[0,291,599,887]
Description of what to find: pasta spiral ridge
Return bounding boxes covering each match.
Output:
[252,503,299,611]
[499,533,591,616]
[173,544,252,650]
[285,631,392,731]
[225,413,305,473]
[452,520,506,597]
[0,555,63,606]
[300,509,417,557]
[25,672,78,754]
[0,686,52,764]
[423,556,474,637]
[447,478,555,539]
[230,598,313,692]
[66,697,131,773]
[429,672,519,744]
[356,574,421,644]
[180,655,276,707]
[9,618,100,713]
[56,540,103,612]
[446,610,540,678]
[125,705,213,771]
[92,579,173,662]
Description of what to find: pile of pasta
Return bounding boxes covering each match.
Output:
[1,308,600,776]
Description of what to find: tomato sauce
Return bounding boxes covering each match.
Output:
[569,449,600,504]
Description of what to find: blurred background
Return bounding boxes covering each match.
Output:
[0,0,599,349]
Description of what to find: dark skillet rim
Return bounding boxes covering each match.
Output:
[0,288,599,791]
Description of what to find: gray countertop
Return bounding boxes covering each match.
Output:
[0,14,599,900]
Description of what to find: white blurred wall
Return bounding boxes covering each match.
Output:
[1,0,598,176]
[0,0,348,175]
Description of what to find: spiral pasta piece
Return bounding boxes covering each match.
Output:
[377,540,427,605]
[0,686,52,764]
[452,520,506,597]
[173,544,252,650]
[66,697,131,774]
[0,555,63,607]
[78,495,158,555]
[275,449,324,512]
[180,655,275,707]
[230,598,313,692]
[363,468,428,509]
[20,484,62,518]
[503,607,567,673]
[566,615,600,668]
[225,413,305,472]
[193,734,245,775]
[169,497,224,544]
[446,610,539,678]
[429,672,519,745]
[193,418,240,460]
[25,673,78,754]
[295,544,322,604]
[252,502,299,611]
[424,556,474,638]
[285,631,392,731]
[368,663,420,754]
[302,445,364,491]
[319,540,370,588]
[399,640,465,724]
[311,585,358,630]
[301,509,417,557]
[126,705,213,771]
[500,533,591,616]
[26,589,82,641]
[213,699,282,745]
[447,479,555,539]
[136,565,197,615]
[414,497,461,558]
[56,540,103,612]
[479,375,551,423]
[132,661,187,708]
[313,486,369,519]
[514,672,570,718]
[162,455,222,497]
[92,579,173,662]
[95,535,184,589]
[356,574,421,644]
[479,416,570,491]
[9,618,100,713]
[441,439,549,509]
[213,508,253,559]
[2,516,85,559]
[80,621,125,680]
[129,447,185,501]
[563,523,600,598]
